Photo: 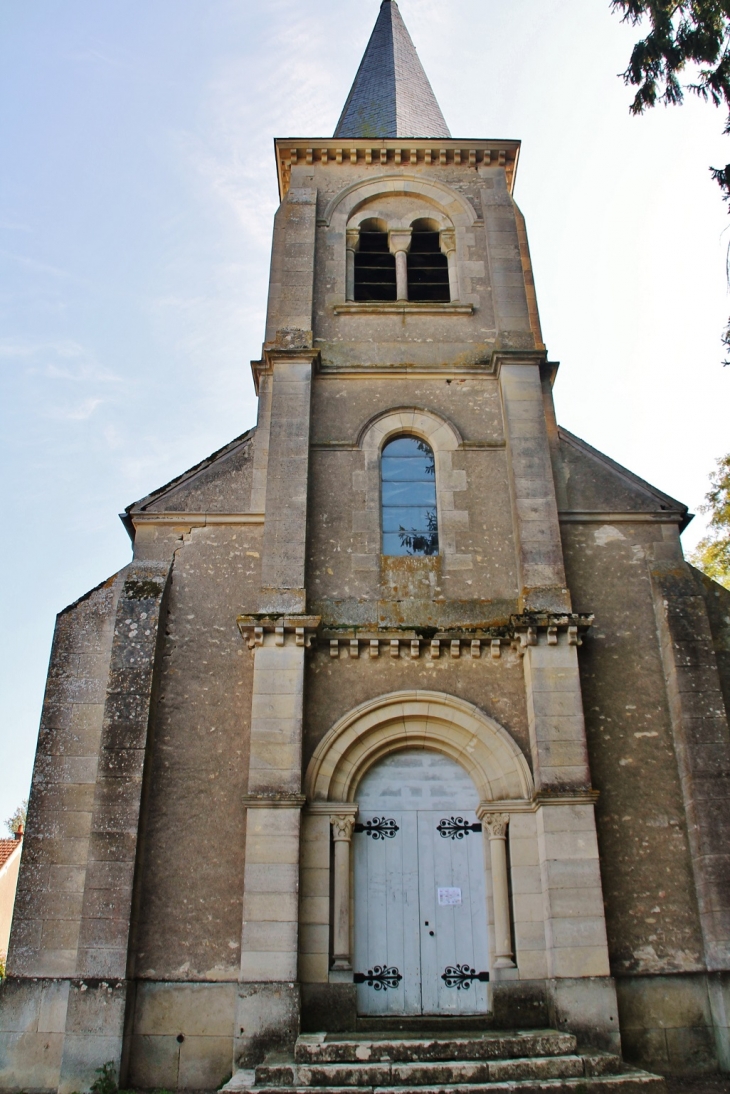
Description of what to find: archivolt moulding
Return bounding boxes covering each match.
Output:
[346,206,452,233]
[357,405,462,455]
[324,174,479,231]
[304,690,534,805]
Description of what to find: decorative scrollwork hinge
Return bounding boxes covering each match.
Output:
[354,965,403,991]
[354,817,400,840]
[436,816,482,840]
[441,964,490,990]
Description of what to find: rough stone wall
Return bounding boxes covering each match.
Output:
[266,188,316,347]
[9,576,122,980]
[307,374,517,626]
[304,646,530,775]
[310,375,503,447]
[556,431,674,514]
[152,438,254,514]
[129,522,262,980]
[554,421,730,1073]
[0,578,122,1091]
[693,567,730,723]
[649,559,730,972]
[561,519,705,976]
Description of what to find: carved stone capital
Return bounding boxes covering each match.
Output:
[331,814,356,842]
[483,812,510,840]
[346,228,360,252]
[439,228,456,255]
[388,228,413,255]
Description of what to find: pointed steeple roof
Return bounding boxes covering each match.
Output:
[334,0,450,140]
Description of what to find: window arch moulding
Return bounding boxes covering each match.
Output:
[350,408,471,573]
[325,175,480,313]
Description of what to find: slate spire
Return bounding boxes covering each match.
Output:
[334,0,450,139]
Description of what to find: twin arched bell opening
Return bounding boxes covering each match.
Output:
[350,217,452,303]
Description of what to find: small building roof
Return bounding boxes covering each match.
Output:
[0,840,21,870]
[334,0,450,139]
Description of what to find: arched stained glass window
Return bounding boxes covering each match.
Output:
[381,436,439,556]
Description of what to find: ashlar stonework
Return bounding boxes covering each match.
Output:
[2,2,730,1089]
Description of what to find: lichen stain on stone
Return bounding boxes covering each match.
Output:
[124,579,163,600]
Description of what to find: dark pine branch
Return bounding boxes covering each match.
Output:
[611,0,730,361]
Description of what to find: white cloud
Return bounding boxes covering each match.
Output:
[45,396,104,421]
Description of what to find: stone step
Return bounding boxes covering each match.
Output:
[294,1032,578,1064]
[355,1018,501,1034]
[256,1053,623,1088]
[251,1074,665,1094]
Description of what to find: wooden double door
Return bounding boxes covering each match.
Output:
[353,749,490,1015]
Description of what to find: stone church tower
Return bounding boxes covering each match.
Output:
[2,2,730,1088]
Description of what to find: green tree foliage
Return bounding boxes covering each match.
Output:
[5,800,27,837]
[612,1,730,358]
[613,0,730,189]
[689,452,730,587]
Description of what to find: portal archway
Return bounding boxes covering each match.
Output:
[300,691,531,1004]
[305,690,534,805]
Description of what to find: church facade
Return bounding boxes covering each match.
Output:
[2,2,730,1089]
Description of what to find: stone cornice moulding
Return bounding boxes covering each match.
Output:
[235,615,593,656]
[306,802,359,817]
[492,349,551,377]
[242,794,307,809]
[311,439,505,451]
[333,302,474,316]
[237,615,321,649]
[316,362,499,379]
[475,790,600,816]
[251,346,321,395]
[321,614,593,660]
[559,510,686,524]
[274,139,521,201]
[130,512,264,528]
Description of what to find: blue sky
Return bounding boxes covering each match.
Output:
[1,0,729,827]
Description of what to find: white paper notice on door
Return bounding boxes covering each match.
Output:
[438,887,462,906]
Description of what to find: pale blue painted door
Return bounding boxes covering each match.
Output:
[353,749,490,1015]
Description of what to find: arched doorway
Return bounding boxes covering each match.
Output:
[301,690,534,1017]
[353,748,489,1016]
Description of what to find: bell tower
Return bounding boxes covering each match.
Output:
[240,0,610,1059]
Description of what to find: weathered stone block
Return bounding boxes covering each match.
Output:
[235,982,300,1068]
[133,982,237,1038]
[128,1034,181,1090]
